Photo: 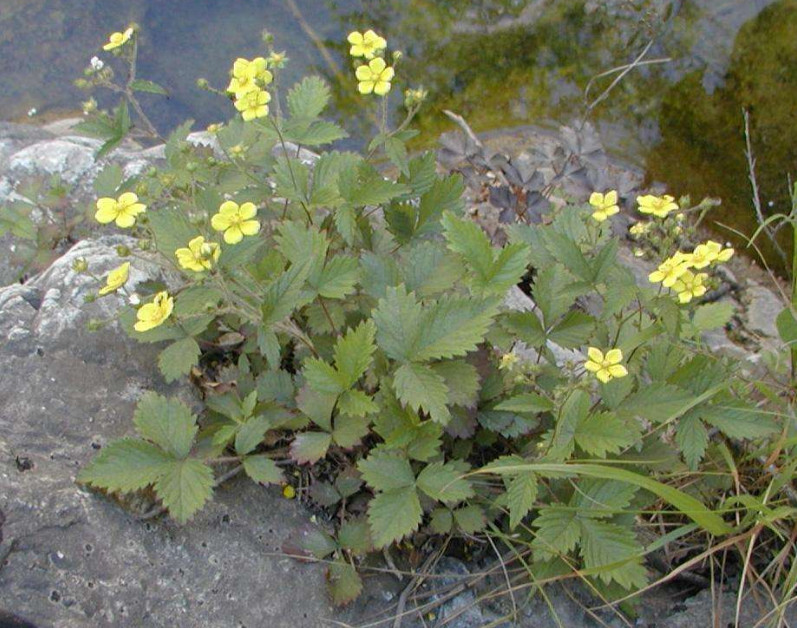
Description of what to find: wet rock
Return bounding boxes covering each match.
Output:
[745,280,784,338]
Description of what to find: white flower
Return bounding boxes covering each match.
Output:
[27,108,37,117]
[128,293,141,305]
[90,56,105,71]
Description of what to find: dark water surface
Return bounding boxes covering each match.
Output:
[1,0,794,264]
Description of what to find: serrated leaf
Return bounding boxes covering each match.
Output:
[78,439,172,492]
[776,307,797,345]
[357,450,415,492]
[133,392,198,459]
[304,358,346,395]
[327,561,363,606]
[287,76,330,120]
[454,504,486,533]
[503,311,546,347]
[506,472,538,529]
[316,256,360,299]
[571,479,638,517]
[154,458,214,524]
[130,79,168,95]
[338,389,378,417]
[547,310,595,348]
[291,432,332,464]
[675,413,708,470]
[243,455,283,484]
[431,360,480,408]
[157,337,200,383]
[414,294,500,362]
[334,321,377,387]
[574,412,637,457]
[339,162,410,207]
[416,174,464,235]
[394,362,451,424]
[700,402,778,439]
[578,518,646,589]
[532,507,580,560]
[333,414,370,449]
[495,393,553,414]
[338,518,372,556]
[693,302,734,332]
[616,383,694,423]
[372,285,423,362]
[384,136,409,175]
[429,508,453,534]
[261,261,313,325]
[235,416,272,456]
[367,486,422,548]
[532,264,588,325]
[285,120,347,146]
[400,242,465,298]
[416,461,473,504]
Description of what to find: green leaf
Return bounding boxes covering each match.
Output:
[285,120,347,146]
[367,486,423,548]
[693,302,734,332]
[372,285,423,362]
[327,560,363,606]
[394,362,451,424]
[502,311,546,348]
[431,360,480,408]
[401,242,465,298]
[506,472,538,529]
[316,256,360,299]
[148,206,196,260]
[430,508,454,534]
[776,307,797,345]
[332,414,370,449]
[416,174,464,235]
[358,450,415,492]
[571,479,638,518]
[495,393,553,414]
[453,504,486,533]
[133,392,198,459]
[287,76,330,120]
[154,458,214,524]
[304,358,346,395]
[243,455,283,485]
[675,413,708,470]
[130,79,168,95]
[532,265,587,325]
[578,518,647,589]
[78,439,172,492]
[338,389,378,417]
[574,412,637,457]
[532,507,580,560]
[338,518,373,556]
[157,337,200,383]
[700,402,778,439]
[290,432,332,464]
[93,163,123,197]
[235,416,272,456]
[414,294,500,362]
[384,136,409,175]
[616,383,694,423]
[339,162,410,207]
[547,310,595,348]
[172,285,223,317]
[261,261,313,325]
[334,321,377,388]
[416,461,473,504]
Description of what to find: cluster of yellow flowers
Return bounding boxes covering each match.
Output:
[648,240,734,304]
[227,57,274,121]
[94,192,261,331]
[347,29,394,96]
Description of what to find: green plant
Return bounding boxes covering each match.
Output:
[72,25,791,612]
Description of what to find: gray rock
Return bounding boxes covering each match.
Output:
[6,137,101,186]
[0,238,378,627]
[745,281,784,338]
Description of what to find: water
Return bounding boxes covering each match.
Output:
[1,0,794,267]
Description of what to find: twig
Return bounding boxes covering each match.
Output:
[392,548,444,628]
[743,109,788,266]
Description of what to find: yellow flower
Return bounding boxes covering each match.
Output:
[629,222,650,236]
[175,236,221,272]
[637,194,679,218]
[589,190,619,222]
[690,240,734,269]
[355,58,394,96]
[499,351,519,371]
[95,192,147,228]
[672,270,708,304]
[211,201,260,244]
[98,262,130,296]
[134,291,174,332]
[648,252,693,288]
[227,57,273,97]
[282,485,296,499]
[103,27,134,51]
[347,30,387,59]
[584,347,628,384]
[234,88,271,121]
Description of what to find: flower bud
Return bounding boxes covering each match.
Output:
[138,239,152,251]
[392,50,403,62]
[196,78,209,89]
[115,245,131,257]
[261,30,274,45]
[74,78,89,89]
[206,123,222,134]
[186,161,198,173]
[72,257,89,273]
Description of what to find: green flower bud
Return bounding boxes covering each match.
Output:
[196,78,209,89]
[72,257,89,273]
[83,293,97,304]
[116,245,131,257]
[186,162,198,173]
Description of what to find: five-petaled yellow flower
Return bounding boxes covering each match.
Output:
[347,30,387,59]
[499,351,519,371]
[672,270,708,304]
[584,347,628,384]
[134,291,173,332]
[648,252,692,288]
[103,27,134,51]
[98,262,130,296]
[95,192,147,228]
[356,58,394,96]
[637,194,679,218]
[589,190,619,222]
[690,240,734,268]
[227,57,272,98]
[234,88,271,121]
[175,236,221,272]
[211,201,260,244]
